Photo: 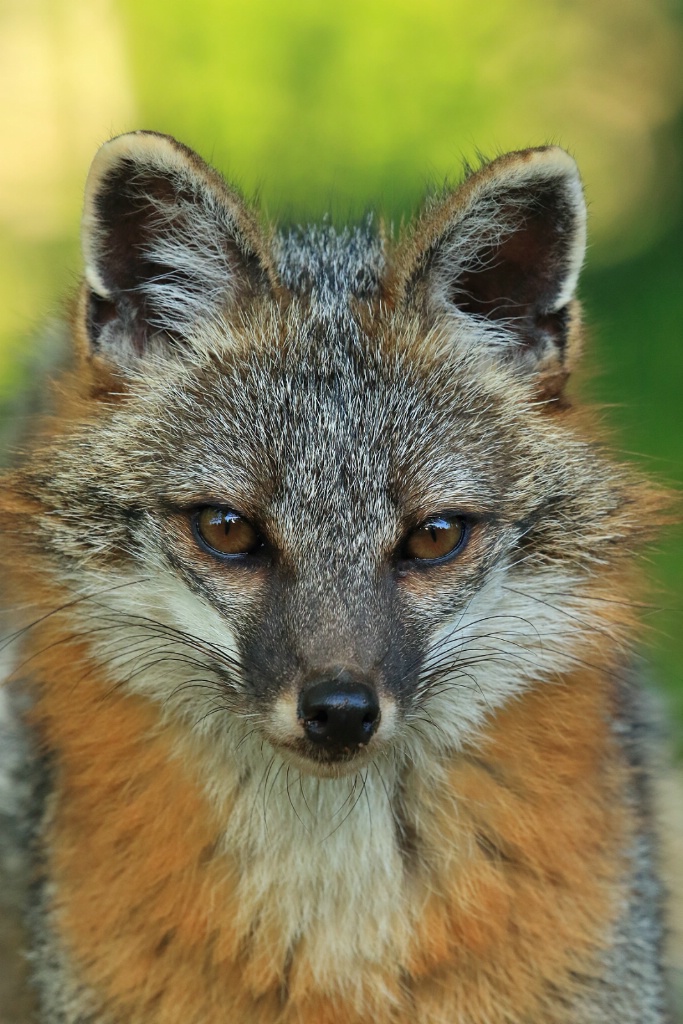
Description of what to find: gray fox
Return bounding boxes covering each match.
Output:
[0,130,675,1023]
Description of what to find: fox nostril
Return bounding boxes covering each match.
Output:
[298,674,380,750]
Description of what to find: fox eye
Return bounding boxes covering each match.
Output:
[193,507,262,557]
[403,516,468,562]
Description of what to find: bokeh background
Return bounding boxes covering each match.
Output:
[0,0,681,744]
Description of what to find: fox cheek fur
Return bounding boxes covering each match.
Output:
[0,130,674,1023]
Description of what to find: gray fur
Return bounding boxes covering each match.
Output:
[569,675,673,1022]
[0,684,37,1024]
[275,220,385,301]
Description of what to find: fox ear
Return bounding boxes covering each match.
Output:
[81,131,275,360]
[392,147,587,384]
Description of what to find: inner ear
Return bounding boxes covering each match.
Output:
[442,180,577,355]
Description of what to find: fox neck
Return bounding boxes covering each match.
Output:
[28,628,630,1024]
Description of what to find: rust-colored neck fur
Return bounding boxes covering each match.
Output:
[27,618,630,1024]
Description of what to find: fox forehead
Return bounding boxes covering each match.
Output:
[89,227,538,528]
[113,303,538,530]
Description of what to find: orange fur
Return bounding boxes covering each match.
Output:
[407,670,628,1022]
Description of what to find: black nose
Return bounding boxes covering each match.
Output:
[298,672,381,751]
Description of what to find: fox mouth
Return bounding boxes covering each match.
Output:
[295,733,376,763]
[269,736,379,778]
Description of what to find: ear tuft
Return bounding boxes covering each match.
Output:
[81,131,275,360]
[392,147,587,379]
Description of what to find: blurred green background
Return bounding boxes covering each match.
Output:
[0,0,681,747]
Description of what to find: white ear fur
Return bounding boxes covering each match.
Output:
[535,152,587,311]
[81,131,273,359]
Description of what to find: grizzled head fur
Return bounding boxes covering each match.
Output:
[3,132,663,778]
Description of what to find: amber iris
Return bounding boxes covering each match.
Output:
[404,516,467,561]
[194,507,261,556]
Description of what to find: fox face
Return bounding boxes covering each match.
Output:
[13,132,654,781]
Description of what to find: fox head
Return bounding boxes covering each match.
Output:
[7,132,660,778]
